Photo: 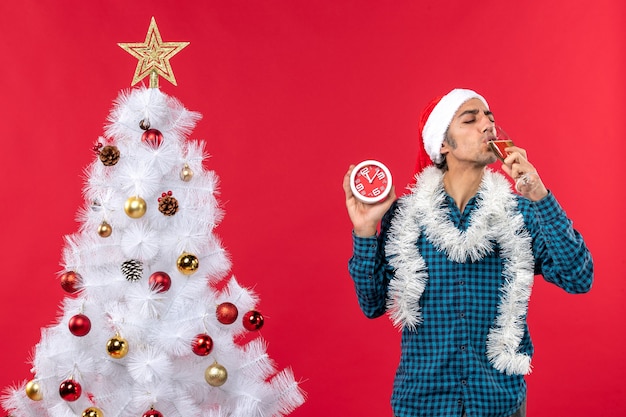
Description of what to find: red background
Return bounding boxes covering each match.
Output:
[1,1,624,416]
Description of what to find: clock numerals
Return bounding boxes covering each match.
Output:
[359,167,373,184]
[359,167,381,184]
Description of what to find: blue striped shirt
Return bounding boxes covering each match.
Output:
[348,191,593,417]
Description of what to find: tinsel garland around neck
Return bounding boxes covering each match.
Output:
[385,166,535,375]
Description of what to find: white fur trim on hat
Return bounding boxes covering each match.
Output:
[422,88,489,163]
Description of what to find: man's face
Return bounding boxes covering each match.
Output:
[442,98,498,167]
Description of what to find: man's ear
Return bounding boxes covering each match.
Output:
[440,140,450,156]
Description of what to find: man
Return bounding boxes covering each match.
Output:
[342,88,593,417]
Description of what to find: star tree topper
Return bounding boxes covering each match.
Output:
[118,17,189,88]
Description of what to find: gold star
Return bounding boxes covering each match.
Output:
[118,17,189,88]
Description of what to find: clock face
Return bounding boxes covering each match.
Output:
[350,160,392,204]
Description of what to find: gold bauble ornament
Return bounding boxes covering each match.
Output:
[176,253,199,275]
[82,407,104,417]
[124,196,147,218]
[180,164,194,182]
[106,335,129,358]
[25,379,43,401]
[97,221,113,237]
[204,362,228,387]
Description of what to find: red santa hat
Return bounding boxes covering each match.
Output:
[414,88,489,176]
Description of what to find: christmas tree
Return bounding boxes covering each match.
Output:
[1,17,304,417]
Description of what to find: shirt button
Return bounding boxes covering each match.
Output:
[459,280,465,285]
[461,379,467,385]
[459,312,465,318]
[460,345,466,351]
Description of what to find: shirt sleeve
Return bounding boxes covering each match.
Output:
[347,203,397,319]
[525,192,594,293]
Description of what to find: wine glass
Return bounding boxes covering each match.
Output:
[488,125,514,162]
[488,125,540,193]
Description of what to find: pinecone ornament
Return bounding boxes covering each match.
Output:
[121,259,143,282]
[158,191,179,216]
[99,145,120,166]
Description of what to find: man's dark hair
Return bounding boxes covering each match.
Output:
[435,132,456,171]
[435,155,448,171]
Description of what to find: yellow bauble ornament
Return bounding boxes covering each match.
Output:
[177,253,199,275]
[106,335,129,358]
[204,362,228,387]
[25,379,43,401]
[82,407,104,417]
[98,221,113,237]
[124,196,147,218]
[180,164,193,182]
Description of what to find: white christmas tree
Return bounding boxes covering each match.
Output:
[1,17,304,417]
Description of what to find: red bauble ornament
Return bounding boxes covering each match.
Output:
[148,271,171,293]
[142,409,163,417]
[141,129,163,147]
[60,271,81,294]
[242,310,264,331]
[142,408,163,417]
[191,333,213,356]
[59,379,82,401]
[216,302,238,325]
[69,314,91,336]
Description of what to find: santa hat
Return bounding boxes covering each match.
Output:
[414,88,489,175]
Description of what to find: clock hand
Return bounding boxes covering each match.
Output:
[362,172,374,184]
[368,169,380,184]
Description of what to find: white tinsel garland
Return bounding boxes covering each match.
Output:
[386,166,535,375]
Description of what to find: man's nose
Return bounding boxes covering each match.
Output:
[481,119,495,134]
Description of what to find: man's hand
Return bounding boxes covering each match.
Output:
[500,145,549,201]
[343,164,396,237]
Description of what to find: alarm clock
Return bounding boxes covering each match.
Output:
[349,160,393,204]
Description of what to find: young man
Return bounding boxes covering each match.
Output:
[342,88,593,417]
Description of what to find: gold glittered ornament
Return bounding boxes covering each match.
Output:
[204,362,228,387]
[180,164,193,181]
[118,16,189,88]
[124,196,147,218]
[25,380,43,401]
[97,221,112,237]
[176,253,199,275]
[106,335,129,358]
[82,407,104,417]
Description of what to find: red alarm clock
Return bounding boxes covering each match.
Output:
[350,160,393,204]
